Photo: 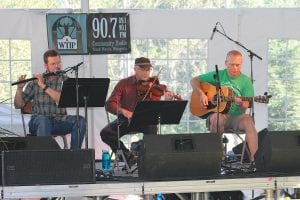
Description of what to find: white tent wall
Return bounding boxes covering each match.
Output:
[1,8,300,158]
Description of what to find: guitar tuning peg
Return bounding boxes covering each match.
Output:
[264,92,272,99]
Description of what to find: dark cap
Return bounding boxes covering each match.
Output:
[135,57,152,68]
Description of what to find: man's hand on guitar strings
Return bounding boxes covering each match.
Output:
[200,93,208,108]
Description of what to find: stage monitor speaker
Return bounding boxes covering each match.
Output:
[138,133,222,180]
[1,149,95,186]
[0,136,60,151]
[255,130,300,174]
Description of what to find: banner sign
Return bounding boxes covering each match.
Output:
[87,13,131,54]
[47,13,131,55]
[47,14,88,55]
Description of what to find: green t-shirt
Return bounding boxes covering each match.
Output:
[199,69,254,115]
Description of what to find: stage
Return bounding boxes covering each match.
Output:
[2,174,300,199]
[1,132,300,199]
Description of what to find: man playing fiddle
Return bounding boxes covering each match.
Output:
[14,49,85,149]
[100,57,174,167]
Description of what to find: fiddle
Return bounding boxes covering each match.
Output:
[137,76,182,101]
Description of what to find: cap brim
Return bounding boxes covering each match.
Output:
[136,62,152,67]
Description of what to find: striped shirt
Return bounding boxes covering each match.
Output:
[22,74,68,121]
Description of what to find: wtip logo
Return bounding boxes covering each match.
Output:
[51,16,83,50]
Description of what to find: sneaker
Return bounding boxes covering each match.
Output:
[250,161,257,172]
[124,151,137,168]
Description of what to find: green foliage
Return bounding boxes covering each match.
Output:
[0,40,31,109]
[268,39,300,131]
[0,0,80,9]
[90,0,300,9]
[0,41,9,59]
[1,0,299,9]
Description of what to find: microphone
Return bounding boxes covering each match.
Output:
[69,62,84,71]
[74,62,83,68]
[210,23,218,40]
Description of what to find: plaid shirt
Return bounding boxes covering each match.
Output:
[22,74,68,121]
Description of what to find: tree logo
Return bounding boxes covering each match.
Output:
[51,16,83,51]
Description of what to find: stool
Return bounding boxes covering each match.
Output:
[206,119,250,164]
[105,109,132,172]
[21,101,69,149]
[223,129,250,164]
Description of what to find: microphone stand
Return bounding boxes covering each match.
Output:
[64,62,84,148]
[213,25,262,121]
[214,65,221,135]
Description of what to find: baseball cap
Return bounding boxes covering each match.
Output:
[135,57,152,68]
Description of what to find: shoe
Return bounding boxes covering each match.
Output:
[250,161,257,172]
[130,140,143,153]
[124,151,137,168]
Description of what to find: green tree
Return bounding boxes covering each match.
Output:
[0,0,80,8]
[268,39,300,131]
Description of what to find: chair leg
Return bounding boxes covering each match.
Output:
[21,113,27,137]
[222,136,229,160]
[235,133,248,164]
[240,141,247,164]
[62,135,68,149]
[53,135,69,149]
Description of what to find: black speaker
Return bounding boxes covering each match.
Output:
[0,137,95,186]
[138,133,222,180]
[1,149,95,186]
[255,130,300,173]
[0,136,60,151]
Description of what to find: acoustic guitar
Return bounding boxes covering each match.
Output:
[190,82,271,119]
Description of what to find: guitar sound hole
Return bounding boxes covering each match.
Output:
[207,102,216,110]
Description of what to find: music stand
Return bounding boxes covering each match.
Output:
[113,100,187,173]
[58,78,110,148]
[128,100,188,134]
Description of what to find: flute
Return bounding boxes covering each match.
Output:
[11,70,64,86]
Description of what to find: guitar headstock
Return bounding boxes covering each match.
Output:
[254,92,272,104]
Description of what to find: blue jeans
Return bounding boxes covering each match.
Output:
[29,115,85,149]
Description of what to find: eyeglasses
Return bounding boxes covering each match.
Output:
[48,62,62,67]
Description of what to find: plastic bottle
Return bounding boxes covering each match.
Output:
[102,150,111,173]
[156,193,164,200]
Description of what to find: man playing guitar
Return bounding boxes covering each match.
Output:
[190,50,258,168]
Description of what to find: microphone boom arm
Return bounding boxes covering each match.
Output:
[214,28,262,60]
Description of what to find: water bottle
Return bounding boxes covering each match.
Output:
[156,193,164,200]
[102,150,111,173]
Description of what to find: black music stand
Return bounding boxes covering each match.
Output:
[128,100,188,134]
[114,100,187,173]
[58,78,110,148]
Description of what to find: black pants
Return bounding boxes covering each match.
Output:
[100,115,157,153]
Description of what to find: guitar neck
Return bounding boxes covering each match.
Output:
[224,96,253,102]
